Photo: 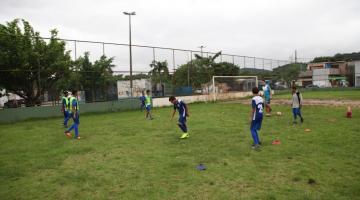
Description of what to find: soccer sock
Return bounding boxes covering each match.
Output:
[251,128,259,145]
[74,123,79,138]
[178,123,187,133]
[67,124,75,132]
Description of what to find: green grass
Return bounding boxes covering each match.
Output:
[1,103,360,199]
[274,89,360,100]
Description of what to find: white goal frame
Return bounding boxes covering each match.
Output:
[212,76,258,101]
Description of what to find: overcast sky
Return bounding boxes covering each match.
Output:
[1,0,359,72]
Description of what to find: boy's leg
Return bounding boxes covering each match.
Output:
[74,123,79,138]
[64,111,71,126]
[298,108,304,123]
[250,121,259,145]
[178,117,189,139]
[292,108,297,123]
[177,117,187,132]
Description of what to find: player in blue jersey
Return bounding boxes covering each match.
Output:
[145,90,153,120]
[139,90,146,111]
[249,87,264,149]
[169,96,189,139]
[64,90,81,139]
[61,91,71,127]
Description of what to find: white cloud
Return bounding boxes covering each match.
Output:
[1,0,359,71]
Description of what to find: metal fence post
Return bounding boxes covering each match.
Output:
[172,49,175,73]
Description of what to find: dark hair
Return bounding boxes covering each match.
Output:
[252,87,259,94]
[146,90,150,93]
[169,96,176,102]
[63,91,68,95]
[72,89,78,95]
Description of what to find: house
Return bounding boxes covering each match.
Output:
[117,79,151,99]
[353,61,360,87]
[298,61,353,87]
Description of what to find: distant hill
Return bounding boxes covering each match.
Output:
[311,52,360,63]
[239,68,271,74]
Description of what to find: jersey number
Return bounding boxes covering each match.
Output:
[258,104,263,113]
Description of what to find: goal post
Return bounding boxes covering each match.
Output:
[212,76,258,101]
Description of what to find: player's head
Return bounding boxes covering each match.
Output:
[146,90,150,95]
[252,87,259,95]
[72,89,78,97]
[169,96,177,104]
[63,91,68,96]
[291,86,297,94]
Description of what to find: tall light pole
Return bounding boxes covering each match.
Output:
[198,45,205,57]
[123,11,136,97]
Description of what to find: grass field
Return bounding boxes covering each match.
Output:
[1,101,360,199]
[274,89,360,100]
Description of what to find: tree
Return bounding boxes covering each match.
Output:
[272,63,306,86]
[75,52,114,102]
[149,60,170,85]
[0,19,72,106]
[172,51,240,88]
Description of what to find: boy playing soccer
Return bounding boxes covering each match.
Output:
[64,90,81,139]
[61,91,71,127]
[169,96,189,139]
[145,90,153,120]
[263,80,272,116]
[291,86,304,124]
[249,87,264,149]
[140,91,146,111]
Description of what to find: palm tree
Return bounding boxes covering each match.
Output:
[149,60,169,96]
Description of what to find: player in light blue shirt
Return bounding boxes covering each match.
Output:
[263,80,272,116]
[169,96,189,139]
[249,87,264,149]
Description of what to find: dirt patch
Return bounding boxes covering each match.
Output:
[224,99,360,107]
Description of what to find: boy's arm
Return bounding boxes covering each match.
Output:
[171,109,176,120]
[185,104,189,117]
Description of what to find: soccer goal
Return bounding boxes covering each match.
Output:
[211,76,258,101]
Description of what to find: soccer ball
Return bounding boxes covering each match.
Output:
[276,111,282,116]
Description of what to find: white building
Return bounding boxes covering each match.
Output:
[355,61,360,87]
[117,79,151,99]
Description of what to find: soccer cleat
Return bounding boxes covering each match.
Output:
[64,131,72,138]
[180,133,189,139]
[251,144,261,150]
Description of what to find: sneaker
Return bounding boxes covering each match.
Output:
[75,136,81,139]
[180,133,189,139]
[251,144,261,150]
[64,131,72,138]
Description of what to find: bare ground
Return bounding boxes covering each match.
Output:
[223,99,360,107]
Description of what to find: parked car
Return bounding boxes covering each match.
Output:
[4,99,21,108]
[305,84,319,89]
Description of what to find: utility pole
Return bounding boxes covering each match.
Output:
[198,46,205,57]
[123,11,136,97]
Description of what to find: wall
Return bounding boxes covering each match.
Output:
[153,92,252,107]
[0,98,139,123]
[313,69,331,87]
[0,92,252,123]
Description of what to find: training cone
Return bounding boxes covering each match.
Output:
[272,139,281,145]
[346,106,352,118]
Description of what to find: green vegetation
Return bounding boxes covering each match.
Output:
[274,88,360,100]
[1,102,359,199]
[311,52,360,63]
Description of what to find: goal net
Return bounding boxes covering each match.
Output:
[211,76,258,101]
